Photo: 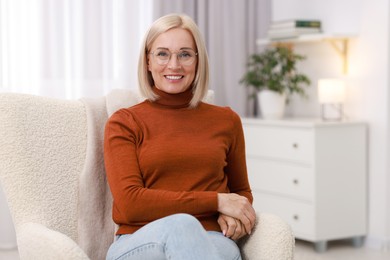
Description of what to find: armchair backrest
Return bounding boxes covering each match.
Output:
[0,90,145,259]
[0,93,87,241]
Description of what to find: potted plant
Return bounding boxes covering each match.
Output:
[240,45,311,119]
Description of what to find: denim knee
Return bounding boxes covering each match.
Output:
[166,213,203,232]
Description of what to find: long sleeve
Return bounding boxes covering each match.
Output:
[224,111,253,203]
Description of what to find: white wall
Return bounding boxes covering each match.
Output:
[272,0,390,249]
[351,0,390,249]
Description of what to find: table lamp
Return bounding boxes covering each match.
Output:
[318,79,346,120]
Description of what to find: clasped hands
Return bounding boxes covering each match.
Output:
[217,193,256,240]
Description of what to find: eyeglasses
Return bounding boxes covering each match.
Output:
[149,49,198,66]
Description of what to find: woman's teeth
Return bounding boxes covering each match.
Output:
[165,75,183,80]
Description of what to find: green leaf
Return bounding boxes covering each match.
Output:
[240,46,311,99]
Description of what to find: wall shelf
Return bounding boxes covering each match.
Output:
[256,33,357,74]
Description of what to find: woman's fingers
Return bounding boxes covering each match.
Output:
[225,216,237,238]
[217,193,256,234]
[217,214,228,236]
[242,206,256,234]
[230,219,243,240]
[218,214,245,240]
[240,209,256,234]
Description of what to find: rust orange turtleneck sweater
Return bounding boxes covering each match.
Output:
[104,87,253,235]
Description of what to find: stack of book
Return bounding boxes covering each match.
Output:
[267,19,322,40]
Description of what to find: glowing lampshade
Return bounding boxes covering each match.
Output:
[318,79,346,104]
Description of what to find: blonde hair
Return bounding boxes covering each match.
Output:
[138,13,209,108]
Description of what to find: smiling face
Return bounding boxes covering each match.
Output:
[148,28,197,94]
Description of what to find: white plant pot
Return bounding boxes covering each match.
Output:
[257,90,287,119]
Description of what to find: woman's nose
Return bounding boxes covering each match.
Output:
[167,53,181,69]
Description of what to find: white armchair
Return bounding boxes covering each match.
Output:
[0,90,294,260]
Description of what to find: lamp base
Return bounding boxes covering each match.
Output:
[321,104,344,121]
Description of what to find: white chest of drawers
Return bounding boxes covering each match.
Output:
[242,118,367,251]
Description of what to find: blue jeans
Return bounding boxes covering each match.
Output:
[106,213,242,260]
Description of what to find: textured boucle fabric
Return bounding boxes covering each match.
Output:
[78,96,115,260]
[239,213,295,260]
[18,222,89,260]
[0,93,86,242]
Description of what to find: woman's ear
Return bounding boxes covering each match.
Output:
[147,56,151,71]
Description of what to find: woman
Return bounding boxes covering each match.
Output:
[104,13,256,260]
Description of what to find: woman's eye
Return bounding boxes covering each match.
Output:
[179,52,191,58]
[156,51,169,57]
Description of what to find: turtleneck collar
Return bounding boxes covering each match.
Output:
[151,87,194,109]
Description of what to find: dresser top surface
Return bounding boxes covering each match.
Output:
[241,117,366,128]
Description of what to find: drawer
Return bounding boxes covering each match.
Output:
[247,158,314,201]
[252,192,314,239]
[244,125,314,164]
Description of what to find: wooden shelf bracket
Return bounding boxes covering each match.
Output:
[327,38,349,74]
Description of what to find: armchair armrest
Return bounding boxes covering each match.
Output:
[239,213,295,260]
[17,222,90,260]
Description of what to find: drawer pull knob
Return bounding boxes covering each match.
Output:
[293,215,299,221]
[292,143,298,149]
[293,179,299,185]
